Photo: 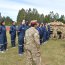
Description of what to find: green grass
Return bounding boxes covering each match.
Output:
[41,39,65,65]
[0,32,65,65]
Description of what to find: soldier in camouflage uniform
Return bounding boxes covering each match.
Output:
[61,25,65,39]
[57,26,62,39]
[24,20,42,65]
[52,25,58,39]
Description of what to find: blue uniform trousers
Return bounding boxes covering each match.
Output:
[11,35,16,47]
[18,36,24,54]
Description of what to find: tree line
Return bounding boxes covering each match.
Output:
[0,16,12,26]
[17,8,65,24]
[0,8,65,25]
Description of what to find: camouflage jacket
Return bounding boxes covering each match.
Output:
[24,27,40,50]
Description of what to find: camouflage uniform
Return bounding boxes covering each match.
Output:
[24,27,41,65]
[52,26,58,39]
[61,26,65,39]
[57,26,62,39]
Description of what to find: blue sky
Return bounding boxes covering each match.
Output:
[0,0,65,21]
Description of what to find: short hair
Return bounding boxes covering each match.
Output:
[0,20,4,25]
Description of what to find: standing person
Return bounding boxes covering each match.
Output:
[42,23,47,43]
[17,20,26,55]
[0,20,7,53]
[36,23,43,44]
[53,25,58,39]
[10,21,16,47]
[46,23,49,41]
[24,20,42,65]
[47,24,51,39]
[25,21,30,30]
[61,25,65,39]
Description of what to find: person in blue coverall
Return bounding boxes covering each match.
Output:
[45,23,50,41]
[47,24,51,39]
[42,23,47,43]
[25,21,30,30]
[0,20,7,53]
[10,21,16,47]
[45,23,49,41]
[36,23,43,44]
[17,20,26,55]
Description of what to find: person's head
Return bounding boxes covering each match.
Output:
[30,20,37,28]
[28,22,31,27]
[12,21,15,25]
[40,23,43,27]
[44,23,47,27]
[44,23,46,26]
[37,22,40,27]
[26,21,28,25]
[22,20,25,25]
[0,20,5,25]
[26,21,29,26]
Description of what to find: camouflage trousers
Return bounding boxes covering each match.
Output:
[52,32,58,39]
[25,45,42,65]
[61,33,65,39]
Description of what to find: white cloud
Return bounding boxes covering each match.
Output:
[0,0,65,21]
[0,0,35,21]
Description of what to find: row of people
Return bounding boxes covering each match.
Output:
[0,20,29,54]
[0,20,50,55]
[36,23,50,44]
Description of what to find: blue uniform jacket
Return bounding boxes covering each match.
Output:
[0,25,7,45]
[36,26,43,37]
[42,26,47,41]
[18,24,26,45]
[18,24,26,37]
[10,25,16,36]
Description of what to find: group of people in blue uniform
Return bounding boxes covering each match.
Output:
[36,23,50,45]
[0,20,50,55]
[9,20,26,55]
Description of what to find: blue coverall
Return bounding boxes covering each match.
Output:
[36,26,43,44]
[10,25,16,47]
[0,25,7,51]
[18,24,26,54]
[42,26,47,42]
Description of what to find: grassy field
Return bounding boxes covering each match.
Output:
[0,32,65,65]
